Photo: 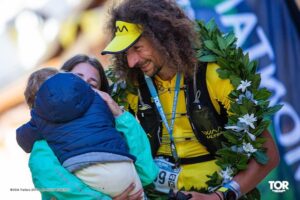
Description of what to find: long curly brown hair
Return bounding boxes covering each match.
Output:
[107,0,199,83]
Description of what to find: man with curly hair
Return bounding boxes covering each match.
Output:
[101,0,280,199]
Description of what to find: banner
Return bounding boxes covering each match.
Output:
[177,0,300,199]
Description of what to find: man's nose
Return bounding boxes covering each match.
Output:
[127,51,140,68]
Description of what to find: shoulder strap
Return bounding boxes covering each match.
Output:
[136,74,162,157]
[185,62,228,155]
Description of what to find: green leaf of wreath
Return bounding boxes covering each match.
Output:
[199,55,217,62]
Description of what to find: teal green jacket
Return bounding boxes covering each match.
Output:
[29,111,158,200]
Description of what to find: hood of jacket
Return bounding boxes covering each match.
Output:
[33,72,95,123]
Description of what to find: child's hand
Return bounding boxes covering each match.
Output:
[93,89,123,117]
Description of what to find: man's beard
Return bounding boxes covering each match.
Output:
[136,60,163,77]
[151,64,163,77]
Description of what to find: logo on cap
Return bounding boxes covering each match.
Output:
[116,25,129,33]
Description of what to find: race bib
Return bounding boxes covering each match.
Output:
[153,158,181,194]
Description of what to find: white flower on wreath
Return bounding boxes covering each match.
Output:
[225,114,257,141]
[225,122,247,132]
[225,114,257,131]
[237,80,251,92]
[219,166,234,183]
[238,113,257,129]
[243,142,257,157]
[236,91,258,105]
[245,91,258,104]
[245,130,256,141]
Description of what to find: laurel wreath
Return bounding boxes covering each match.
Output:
[106,20,282,200]
[196,20,282,199]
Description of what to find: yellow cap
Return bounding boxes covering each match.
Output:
[101,21,142,55]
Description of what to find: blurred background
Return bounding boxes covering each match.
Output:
[0,0,299,199]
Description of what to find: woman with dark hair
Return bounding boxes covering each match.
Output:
[61,54,109,92]
[25,54,157,200]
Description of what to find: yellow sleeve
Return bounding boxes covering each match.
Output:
[125,92,139,114]
[206,63,233,114]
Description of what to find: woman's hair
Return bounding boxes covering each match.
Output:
[107,0,199,82]
[61,54,109,92]
[24,67,59,109]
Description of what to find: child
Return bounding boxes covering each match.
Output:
[17,69,157,198]
[24,67,59,109]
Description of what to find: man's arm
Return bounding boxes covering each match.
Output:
[186,63,280,199]
[232,130,280,194]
